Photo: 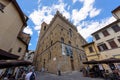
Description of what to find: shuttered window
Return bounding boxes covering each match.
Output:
[97,43,108,51]
[111,25,120,32]
[102,30,109,37]
[94,34,100,40]
[18,47,22,52]
[108,40,118,49]
[88,46,94,53]
[118,38,120,43]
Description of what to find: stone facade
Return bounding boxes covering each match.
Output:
[24,50,35,62]
[35,11,87,74]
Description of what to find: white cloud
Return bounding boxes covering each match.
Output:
[38,0,41,4]
[29,43,32,46]
[38,30,40,36]
[52,2,66,13]
[29,7,54,30]
[72,0,78,3]
[29,10,44,26]
[72,0,84,3]
[67,5,70,10]
[78,21,100,39]
[29,0,70,31]
[29,0,114,42]
[89,8,101,18]
[79,0,84,2]
[58,0,63,3]
[34,25,41,30]
[72,0,101,25]
[23,26,33,35]
[77,16,116,39]
[62,11,70,19]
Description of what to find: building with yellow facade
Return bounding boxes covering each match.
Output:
[82,42,99,61]
[92,6,120,60]
[35,11,87,74]
[83,6,120,71]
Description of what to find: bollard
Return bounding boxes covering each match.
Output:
[58,70,61,76]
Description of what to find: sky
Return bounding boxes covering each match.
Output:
[16,0,120,50]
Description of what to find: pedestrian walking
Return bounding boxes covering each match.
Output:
[82,67,87,77]
[25,69,36,80]
[21,70,26,80]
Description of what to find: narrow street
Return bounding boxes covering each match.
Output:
[35,71,104,80]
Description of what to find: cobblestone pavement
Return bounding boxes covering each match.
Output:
[35,71,104,80]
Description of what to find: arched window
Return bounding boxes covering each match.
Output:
[69,29,72,37]
[49,51,51,59]
[51,40,53,46]
[61,37,64,43]
[18,47,22,52]
[44,26,46,31]
[68,41,71,45]
[61,28,63,31]
[43,59,46,68]
[76,45,78,47]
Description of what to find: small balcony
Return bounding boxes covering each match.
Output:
[17,32,31,45]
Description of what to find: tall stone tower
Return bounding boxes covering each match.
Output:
[35,11,87,74]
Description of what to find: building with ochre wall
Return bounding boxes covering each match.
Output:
[82,42,100,61]
[0,0,31,76]
[82,6,120,72]
[0,0,30,60]
[35,11,87,74]
[92,20,120,59]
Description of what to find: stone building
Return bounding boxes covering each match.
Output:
[24,50,35,62]
[0,0,31,60]
[35,11,87,74]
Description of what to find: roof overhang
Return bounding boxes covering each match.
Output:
[91,19,120,35]
[112,6,120,13]
[82,42,94,47]
[0,49,19,60]
[0,60,32,69]
[83,58,120,64]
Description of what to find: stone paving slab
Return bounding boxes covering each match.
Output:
[35,71,104,80]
